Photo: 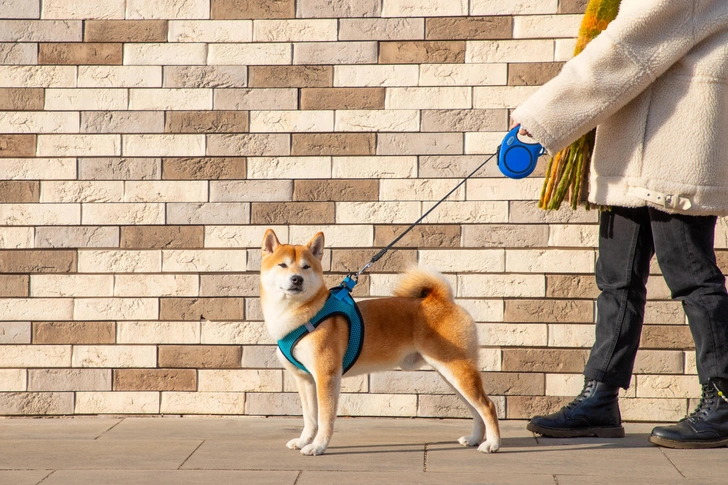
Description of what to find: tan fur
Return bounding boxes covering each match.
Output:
[260,229,501,456]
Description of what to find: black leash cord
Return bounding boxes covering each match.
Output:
[353,149,500,279]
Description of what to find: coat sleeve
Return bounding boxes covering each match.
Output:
[511,0,721,155]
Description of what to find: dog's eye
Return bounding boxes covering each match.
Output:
[278,263,287,268]
[302,264,311,270]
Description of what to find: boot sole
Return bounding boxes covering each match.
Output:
[648,435,728,449]
[527,422,625,438]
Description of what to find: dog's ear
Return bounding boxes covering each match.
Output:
[306,232,325,261]
[262,229,280,257]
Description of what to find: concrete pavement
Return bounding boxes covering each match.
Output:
[0,416,726,484]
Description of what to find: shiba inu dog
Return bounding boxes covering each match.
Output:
[260,229,501,456]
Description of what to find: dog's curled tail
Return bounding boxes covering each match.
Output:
[393,267,454,303]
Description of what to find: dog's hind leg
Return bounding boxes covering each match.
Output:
[425,357,501,453]
[287,373,318,450]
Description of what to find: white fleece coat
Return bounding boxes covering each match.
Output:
[512,0,728,215]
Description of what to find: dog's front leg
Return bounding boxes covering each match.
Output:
[287,372,318,450]
[300,372,341,456]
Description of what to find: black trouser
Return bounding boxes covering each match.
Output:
[584,206,728,389]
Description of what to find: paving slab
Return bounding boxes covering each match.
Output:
[661,447,728,480]
[0,471,52,485]
[0,418,120,440]
[297,471,557,485]
[41,470,299,485]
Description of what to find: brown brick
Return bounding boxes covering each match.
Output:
[162,158,246,180]
[509,200,598,224]
[33,322,115,344]
[293,180,379,202]
[160,298,245,321]
[0,250,76,273]
[300,88,385,110]
[120,226,204,249]
[38,43,122,65]
[374,225,461,248]
[506,396,571,419]
[715,251,728,273]
[640,325,694,350]
[426,16,513,40]
[379,41,465,64]
[482,372,545,396]
[508,62,565,86]
[114,369,197,391]
[211,0,295,19]
[249,66,332,88]
[422,109,507,132]
[0,135,35,157]
[504,299,593,323]
[502,349,589,373]
[165,111,249,134]
[559,0,588,14]
[0,88,44,111]
[332,249,417,273]
[0,275,29,297]
[251,202,335,224]
[292,133,375,156]
[0,181,39,203]
[546,275,600,299]
[84,20,168,42]
[461,224,549,248]
[158,345,242,368]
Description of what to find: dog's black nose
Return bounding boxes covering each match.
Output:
[290,275,303,286]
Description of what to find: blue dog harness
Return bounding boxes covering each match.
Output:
[277,276,364,375]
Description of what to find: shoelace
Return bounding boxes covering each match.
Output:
[565,379,596,410]
[687,383,717,423]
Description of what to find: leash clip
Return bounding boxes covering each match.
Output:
[332,274,357,303]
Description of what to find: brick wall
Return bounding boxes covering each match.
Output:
[0,0,708,421]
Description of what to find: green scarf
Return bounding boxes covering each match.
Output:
[539,0,622,210]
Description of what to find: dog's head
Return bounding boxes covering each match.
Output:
[260,229,325,302]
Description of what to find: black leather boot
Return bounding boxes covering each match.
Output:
[649,377,728,449]
[527,378,625,438]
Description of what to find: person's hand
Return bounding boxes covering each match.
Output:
[509,120,532,137]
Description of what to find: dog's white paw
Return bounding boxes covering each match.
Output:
[458,435,480,447]
[300,442,328,456]
[477,439,500,453]
[287,437,313,450]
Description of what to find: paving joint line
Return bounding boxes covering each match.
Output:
[423,443,429,472]
[178,440,206,470]
[94,417,125,440]
[292,470,303,485]
[34,470,56,485]
[659,447,686,478]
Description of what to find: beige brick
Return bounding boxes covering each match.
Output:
[422,201,508,224]
[127,0,210,19]
[42,0,124,18]
[0,228,33,248]
[458,274,545,298]
[129,88,212,111]
[0,158,75,179]
[0,321,30,343]
[120,226,203,249]
[0,369,27,391]
[370,371,450,394]
[380,41,465,64]
[207,134,290,156]
[292,133,373,156]
[201,321,273,344]
[547,323,594,347]
[78,66,162,88]
[513,14,582,39]
[510,200,598,224]
[30,275,113,297]
[545,373,585,396]
[77,250,161,273]
[334,65,419,87]
[463,131,506,155]
[207,43,292,65]
[114,369,197,391]
[467,39,554,64]
[0,20,82,42]
[0,112,78,134]
[289,225,373,248]
[332,156,417,178]
[211,0,294,19]
[645,301,684,325]
[636,375,702,399]
[685,351,698,375]
[162,391,244,414]
[378,133,463,156]
[419,249,504,273]
[381,179,464,202]
[502,349,588,373]
[162,249,247,272]
[37,134,120,157]
[335,110,419,132]
[338,18,424,41]
[419,394,506,419]
[82,112,163,134]
[85,20,168,42]
[479,323,547,346]
[374,224,460,249]
[473,86,543,109]
[506,249,595,273]
[44,89,126,111]
[339,393,418,417]
[1,0,40,18]
[164,66,248,88]
[0,66,76,87]
[547,224,599,247]
[166,202,251,225]
[123,43,207,66]
[0,345,70,367]
[247,156,330,178]
[294,42,378,65]
[115,275,199,297]
[82,203,165,225]
[199,369,281,392]
[74,298,159,321]
[297,0,380,17]
[123,181,207,203]
[462,224,548,248]
[76,392,159,414]
[214,88,296,110]
[478,348,502,371]
[72,345,156,368]
[163,157,246,179]
[332,248,415,273]
[28,369,111,391]
[33,321,115,344]
[506,299,593,323]
[420,63,507,87]
[79,158,161,180]
[555,38,578,61]
[0,392,73,415]
[40,181,123,203]
[506,395,569,419]
[336,202,419,224]
[0,299,74,320]
[470,0,558,15]
[0,43,37,64]
[1,204,80,226]
[117,321,199,344]
[369,273,455,297]
[427,16,512,40]
[203,225,288,248]
[620,398,687,422]
[0,88,44,110]
[210,180,292,201]
[199,274,259,296]
[382,0,467,17]
[250,110,333,133]
[254,19,337,42]
[122,134,206,157]
[169,20,253,42]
